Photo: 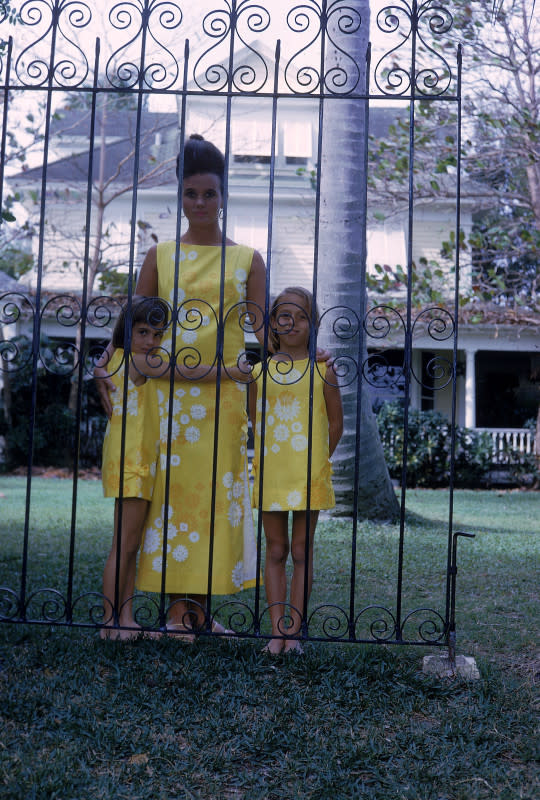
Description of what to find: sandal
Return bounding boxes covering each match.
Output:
[211,620,235,637]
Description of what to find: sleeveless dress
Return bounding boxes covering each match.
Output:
[252,357,335,511]
[136,242,258,595]
[101,349,157,501]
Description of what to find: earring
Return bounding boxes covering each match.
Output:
[219,208,223,220]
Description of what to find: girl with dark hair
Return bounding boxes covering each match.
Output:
[98,134,266,638]
[100,296,168,639]
[249,287,343,654]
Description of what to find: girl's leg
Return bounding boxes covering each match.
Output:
[101,497,148,639]
[286,510,319,652]
[262,511,290,654]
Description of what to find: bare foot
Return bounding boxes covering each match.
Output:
[284,639,304,655]
[100,623,142,641]
[262,637,284,655]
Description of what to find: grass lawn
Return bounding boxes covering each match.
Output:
[0,478,538,799]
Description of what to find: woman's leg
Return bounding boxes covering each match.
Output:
[285,510,319,652]
[101,498,148,639]
[167,593,206,630]
[262,511,290,654]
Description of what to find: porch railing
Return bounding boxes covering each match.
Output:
[477,428,537,465]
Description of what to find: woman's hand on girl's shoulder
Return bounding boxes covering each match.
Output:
[316,347,334,369]
[324,360,341,388]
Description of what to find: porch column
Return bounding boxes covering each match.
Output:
[464,348,476,428]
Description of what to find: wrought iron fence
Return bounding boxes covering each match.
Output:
[0,1,473,655]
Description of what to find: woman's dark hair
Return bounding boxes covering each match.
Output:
[112,296,169,349]
[269,286,320,352]
[176,133,225,193]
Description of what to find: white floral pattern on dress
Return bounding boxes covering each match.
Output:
[273,424,290,442]
[291,434,308,452]
[231,560,244,588]
[172,544,189,562]
[184,426,200,443]
[287,490,302,507]
[228,502,243,527]
[190,404,206,420]
[274,395,300,422]
[182,330,198,344]
[143,527,160,553]
[160,417,180,444]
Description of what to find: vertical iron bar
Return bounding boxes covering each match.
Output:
[65,37,101,624]
[306,0,328,639]
[158,39,189,629]
[446,45,463,653]
[0,36,13,224]
[252,38,280,636]
[347,40,372,640]
[110,1,151,630]
[395,0,419,641]
[301,0,332,639]
[204,0,238,626]
[19,10,59,619]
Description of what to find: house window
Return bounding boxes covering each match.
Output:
[366,226,407,276]
[283,120,312,166]
[476,351,539,428]
[232,118,271,162]
[421,351,436,411]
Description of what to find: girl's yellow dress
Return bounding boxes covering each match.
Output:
[101,349,157,501]
[136,242,258,595]
[252,357,335,511]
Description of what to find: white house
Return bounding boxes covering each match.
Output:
[5,44,539,462]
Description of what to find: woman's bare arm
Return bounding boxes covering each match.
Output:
[135,245,158,295]
[246,249,267,347]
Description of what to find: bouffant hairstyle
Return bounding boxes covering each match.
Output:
[112,296,169,349]
[269,286,320,352]
[175,133,225,194]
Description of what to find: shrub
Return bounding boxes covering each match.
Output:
[2,334,107,470]
[377,401,493,487]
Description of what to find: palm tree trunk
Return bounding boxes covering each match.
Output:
[317,1,399,520]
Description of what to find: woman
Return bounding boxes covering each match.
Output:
[97,134,266,636]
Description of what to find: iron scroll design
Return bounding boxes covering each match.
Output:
[374,0,455,96]
[0,584,448,646]
[1,1,459,99]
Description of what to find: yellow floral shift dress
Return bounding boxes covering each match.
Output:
[136,242,258,595]
[252,357,335,511]
[101,349,157,500]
